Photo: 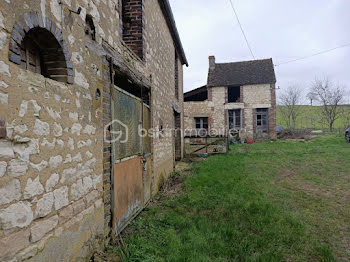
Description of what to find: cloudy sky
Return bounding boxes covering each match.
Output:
[170,0,350,104]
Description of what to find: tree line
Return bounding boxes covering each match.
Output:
[278,76,348,132]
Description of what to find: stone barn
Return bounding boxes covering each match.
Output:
[184,56,276,140]
[0,0,187,261]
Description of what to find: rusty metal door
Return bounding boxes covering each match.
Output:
[111,85,153,233]
[111,86,143,232]
[113,156,143,231]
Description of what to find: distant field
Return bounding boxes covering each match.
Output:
[276,105,350,130]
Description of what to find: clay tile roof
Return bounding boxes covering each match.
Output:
[207,58,276,87]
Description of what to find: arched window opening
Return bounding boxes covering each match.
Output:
[85,15,96,40]
[19,28,69,83]
[20,37,42,74]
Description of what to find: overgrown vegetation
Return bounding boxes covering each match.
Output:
[109,135,350,261]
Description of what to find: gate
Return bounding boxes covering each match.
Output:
[111,85,152,233]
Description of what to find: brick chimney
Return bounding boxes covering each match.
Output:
[209,56,215,70]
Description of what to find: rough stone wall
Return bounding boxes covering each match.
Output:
[0,0,109,260]
[268,83,277,139]
[144,0,184,190]
[177,56,185,159]
[211,87,226,135]
[184,84,276,139]
[242,84,273,139]
[243,84,272,107]
[184,101,213,134]
[0,0,185,260]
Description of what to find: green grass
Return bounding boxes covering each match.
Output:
[276,105,350,130]
[111,135,350,261]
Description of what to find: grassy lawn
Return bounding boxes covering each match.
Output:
[110,135,350,261]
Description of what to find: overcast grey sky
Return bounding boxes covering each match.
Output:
[170,0,350,103]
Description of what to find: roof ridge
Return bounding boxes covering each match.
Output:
[215,58,273,66]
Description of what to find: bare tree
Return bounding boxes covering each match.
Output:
[278,85,303,129]
[306,91,317,106]
[310,77,345,132]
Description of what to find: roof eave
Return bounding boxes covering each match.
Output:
[159,0,189,67]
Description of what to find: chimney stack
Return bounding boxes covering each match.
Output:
[209,56,215,70]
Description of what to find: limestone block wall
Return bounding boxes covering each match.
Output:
[0,60,104,261]
[144,0,184,189]
[0,0,116,261]
[243,84,272,107]
[184,101,213,134]
[0,1,107,260]
[0,0,185,260]
[211,87,226,134]
[184,84,276,139]
[242,84,274,139]
[177,57,185,159]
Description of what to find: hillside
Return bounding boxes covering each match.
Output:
[276,105,350,130]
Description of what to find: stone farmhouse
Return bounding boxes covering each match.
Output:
[184,56,277,140]
[0,0,187,260]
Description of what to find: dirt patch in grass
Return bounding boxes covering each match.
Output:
[159,162,193,198]
[91,250,121,262]
[275,169,298,183]
[298,182,332,198]
[340,189,350,204]
[237,146,251,153]
[160,173,185,197]
[278,128,316,141]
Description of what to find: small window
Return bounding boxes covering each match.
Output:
[195,117,208,130]
[228,86,241,103]
[17,28,69,83]
[9,15,73,84]
[85,15,96,40]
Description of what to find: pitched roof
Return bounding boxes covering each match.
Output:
[207,58,276,87]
